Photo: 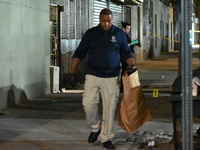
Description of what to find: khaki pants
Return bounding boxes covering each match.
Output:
[82,75,119,143]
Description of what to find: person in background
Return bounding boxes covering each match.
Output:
[69,8,136,149]
[120,21,135,93]
[121,21,134,53]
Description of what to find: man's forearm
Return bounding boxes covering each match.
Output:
[69,57,80,73]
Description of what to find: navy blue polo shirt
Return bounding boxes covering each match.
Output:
[73,24,133,78]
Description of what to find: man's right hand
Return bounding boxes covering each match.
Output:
[127,64,137,75]
[69,73,76,87]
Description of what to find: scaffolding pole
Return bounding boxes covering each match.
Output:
[181,0,193,150]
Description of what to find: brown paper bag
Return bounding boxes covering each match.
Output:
[118,70,151,134]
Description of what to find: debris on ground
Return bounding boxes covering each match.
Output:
[116,130,173,150]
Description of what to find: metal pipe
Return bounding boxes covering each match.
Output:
[181,0,193,149]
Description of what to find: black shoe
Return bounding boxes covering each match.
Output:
[103,141,115,149]
[88,129,101,143]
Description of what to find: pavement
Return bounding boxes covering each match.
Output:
[0,52,200,150]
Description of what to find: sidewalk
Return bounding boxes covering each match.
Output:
[0,53,200,150]
[0,93,200,150]
[138,53,199,95]
[0,94,175,150]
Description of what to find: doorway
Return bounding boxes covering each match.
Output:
[49,4,63,93]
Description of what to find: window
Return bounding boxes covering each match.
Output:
[93,0,122,28]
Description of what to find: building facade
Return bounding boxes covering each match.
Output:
[1,0,197,109]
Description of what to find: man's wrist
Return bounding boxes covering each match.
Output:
[128,64,136,68]
[130,64,137,71]
[131,64,136,67]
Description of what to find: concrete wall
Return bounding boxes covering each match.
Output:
[131,5,144,63]
[0,0,50,109]
[168,5,174,52]
[153,0,170,56]
[153,0,161,57]
[142,0,170,59]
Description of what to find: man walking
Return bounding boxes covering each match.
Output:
[69,8,136,149]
